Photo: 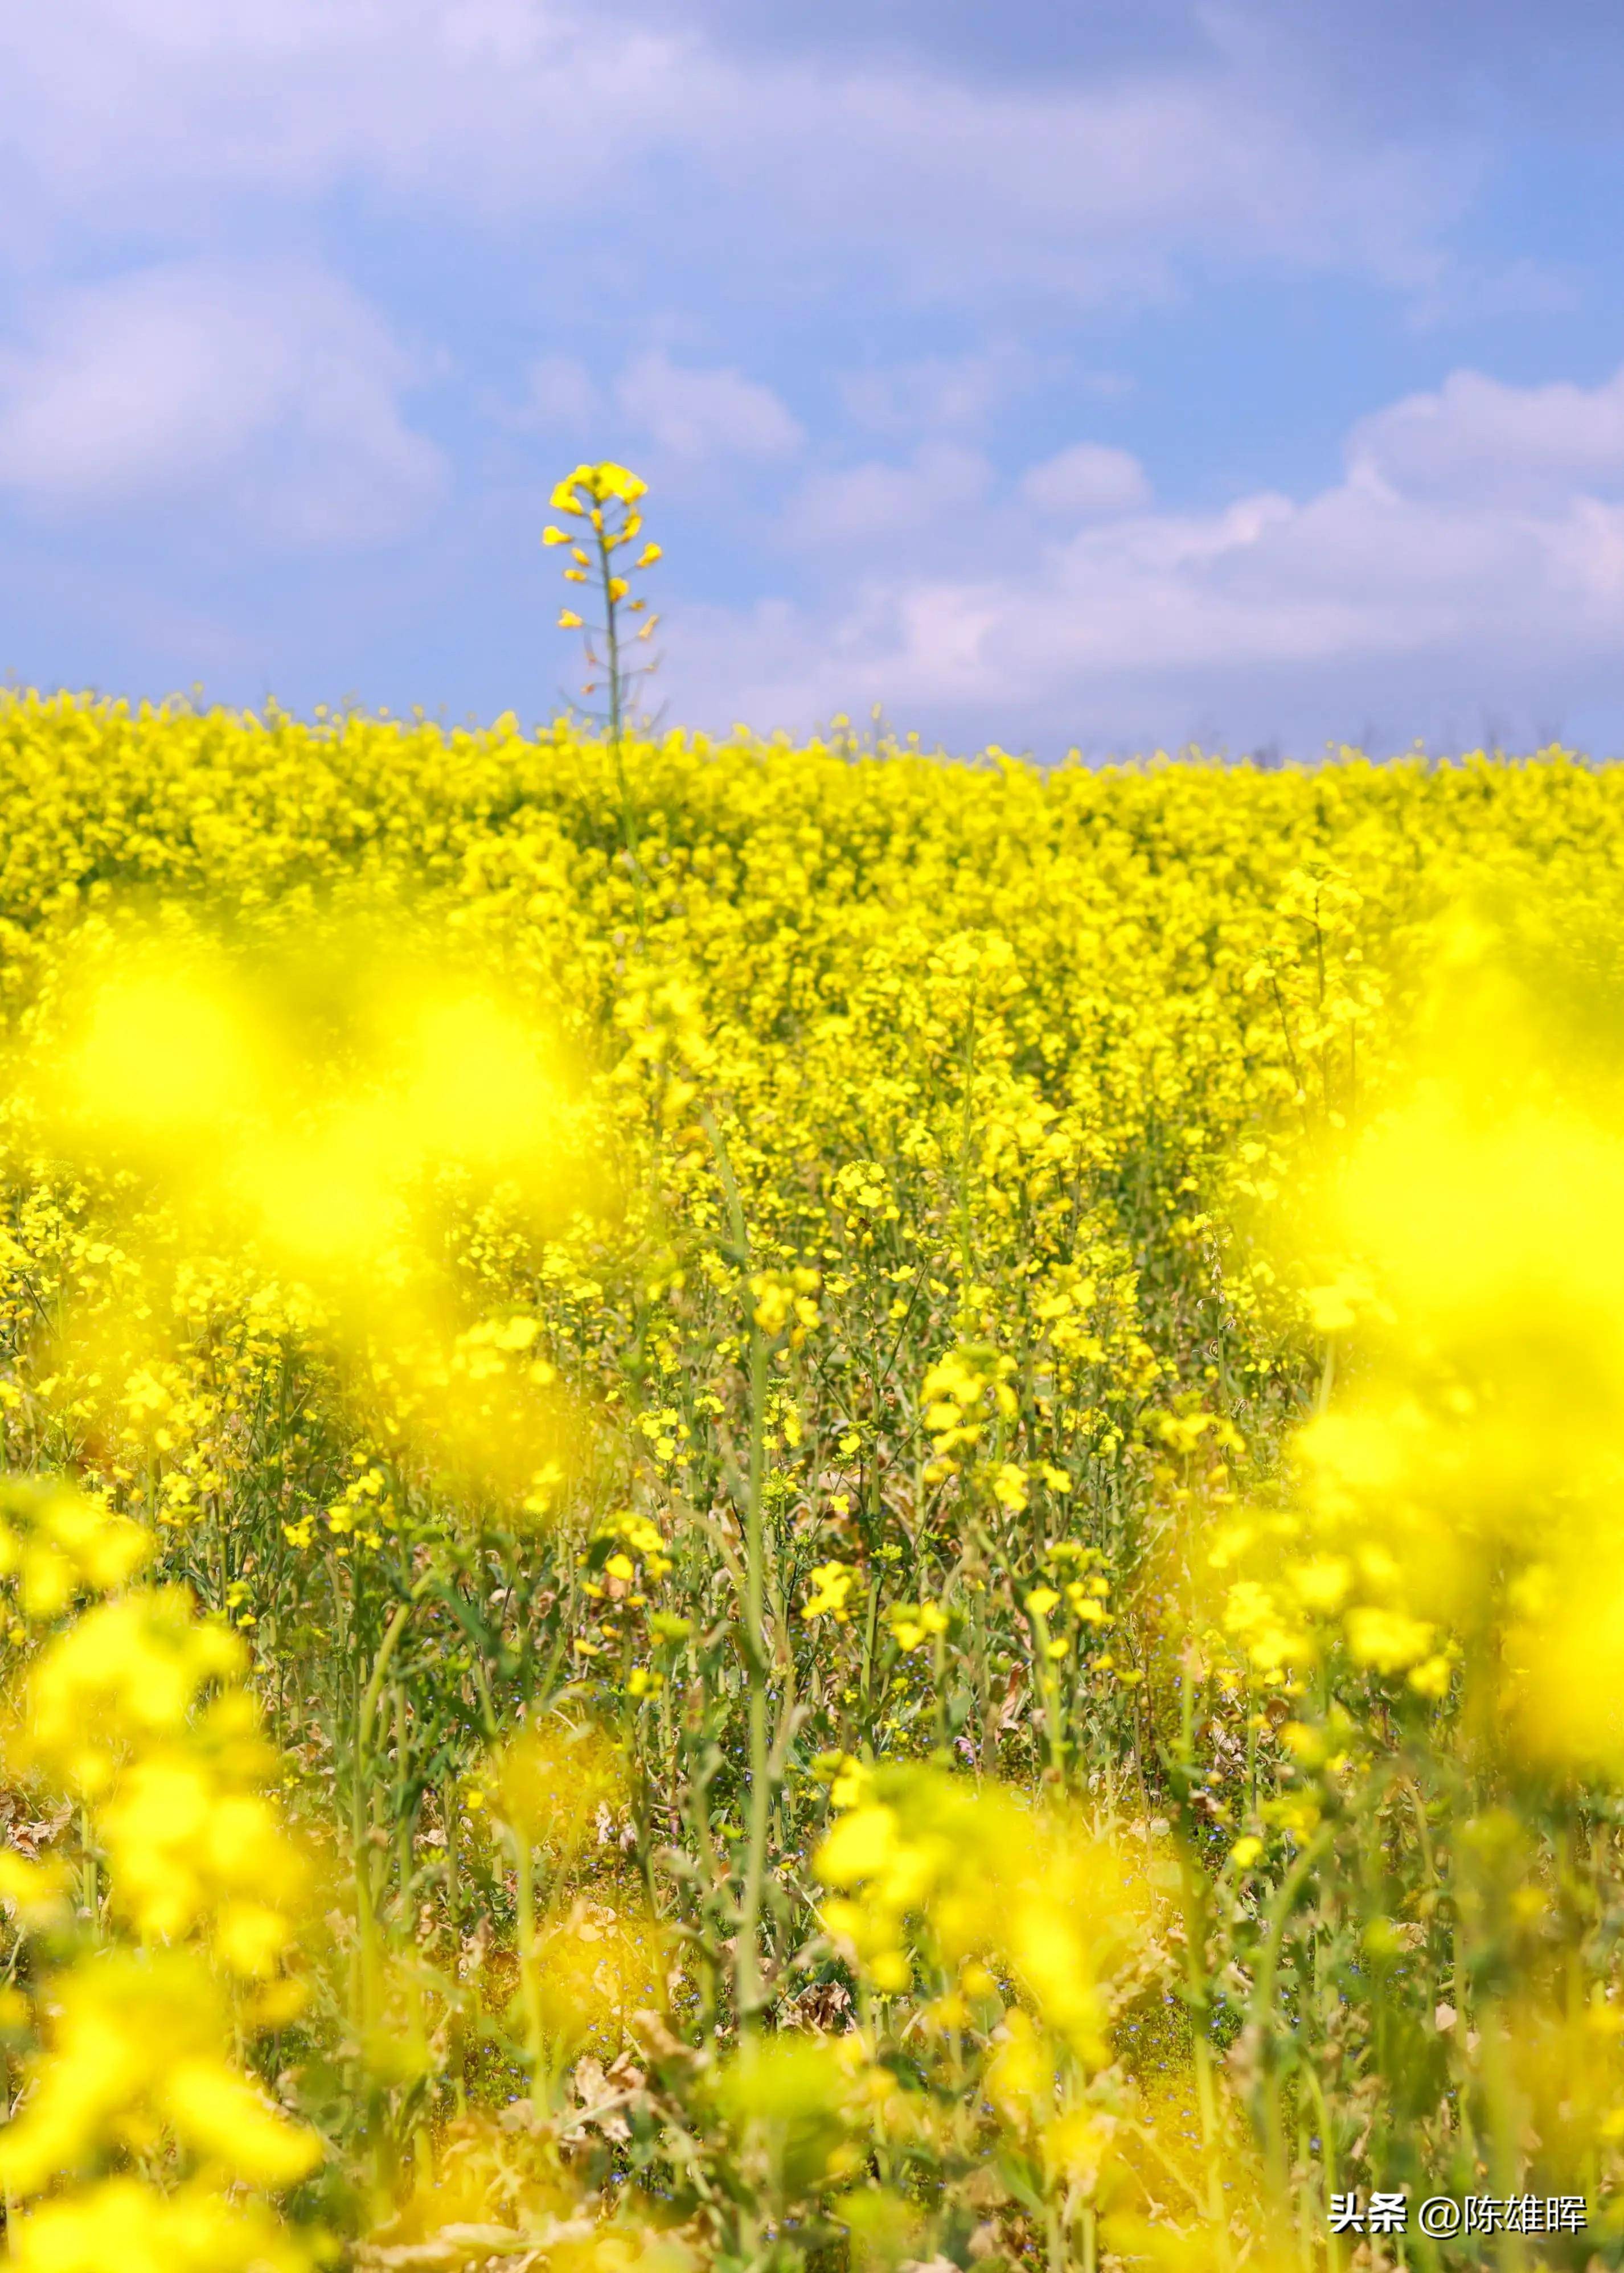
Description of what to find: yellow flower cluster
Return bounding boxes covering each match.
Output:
[818,1766,1145,2029]
[544,461,661,655]
[0,1486,318,2262]
[0,1479,149,1626]
[8,679,1624,2258]
[33,1602,306,1970]
[1207,910,1624,1758]
[9,2174,311,2273]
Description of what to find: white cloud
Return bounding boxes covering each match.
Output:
[0,257,446,547]
[0,5,1600,745]
[613,350,803,463]
[781,444,991,551]
[838,344,1044,436]
[1347,367,1624,506]
[1020,441,1150,518]
[665,360,1624,753]
[0,1,1473,310]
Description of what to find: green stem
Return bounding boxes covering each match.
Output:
[736,1318,772,2032]
[1027,1606,1065,1782]
[595,518,648,946]
[958,992,979,1300]
[1247,1829,1333,2205]
[699,1102,772,2031]
[515,1833,547,2117]
[79,1806,97,1934]
[1178,1836,1243,2272]
[351,1573,436,2038]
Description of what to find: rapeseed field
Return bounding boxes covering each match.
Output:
[2,493,1623,2267]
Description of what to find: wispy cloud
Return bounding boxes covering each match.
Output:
[1020,443,1150,519]
[613,351,804,464]
[837,344,1052,437]
[781,445,993,555]
[0,0,1618,746]
[666,362,1624,754]
[0,1,1476,309]
[0,257,446,549]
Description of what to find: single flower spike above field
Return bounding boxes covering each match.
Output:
[542,462,662,684]
[548,461,647,514]
[544,461,662,932]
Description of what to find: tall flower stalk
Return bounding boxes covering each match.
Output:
[545,461,661,941]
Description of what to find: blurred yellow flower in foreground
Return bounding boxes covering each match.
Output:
[817,1765,1154,2062]
[9,2177,314,2273]
[0,1486,321,2263]
[12,924,596,1521]
[1208,911,1624,1767]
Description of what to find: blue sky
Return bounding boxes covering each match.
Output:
[2,0,1622,760]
